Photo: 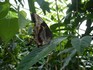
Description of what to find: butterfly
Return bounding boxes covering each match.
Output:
[31,13,53,47]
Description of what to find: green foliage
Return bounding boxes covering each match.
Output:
[0,0,10,19]
[61,49,76,70]
[28,0,36,13]
[18,10,30,28]
[0,0,93,70]
[0,18,19,43]
[17,37,67,70]
[36,0,50,14]
[71,36,92,53]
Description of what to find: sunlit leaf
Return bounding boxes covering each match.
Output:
[8,10,18,18]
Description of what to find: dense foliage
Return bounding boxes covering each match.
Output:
[0,0,93,70]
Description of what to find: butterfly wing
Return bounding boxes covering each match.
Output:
[31,13,53,47]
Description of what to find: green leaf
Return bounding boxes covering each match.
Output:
[58,47,74,55]
[81,36,92,48]
[0,18,19,43]
[18,10,30,28]
[28,0,36,13]
[71,38,81,52]
[36,0,50,14]
[71,36,92,53]
[8,10,18,18]
[50,23,64,32]
[17,36,67,70]
[61,49,76,70]
[0,1,10,19]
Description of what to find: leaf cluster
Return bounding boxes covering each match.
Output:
[0,0,93,70]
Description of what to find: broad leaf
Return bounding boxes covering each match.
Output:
[71,36,92,53]
[17,36,67,70]
[0,18,19,43]
[0,1,10,19]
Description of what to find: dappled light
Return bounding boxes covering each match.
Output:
[0,0,93,70]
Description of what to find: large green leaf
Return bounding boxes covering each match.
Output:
[71,36,92,53]
[0,1,10,19]
[0,18,19,43]
[17,36,67,70]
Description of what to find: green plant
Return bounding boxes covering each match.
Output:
[0,0,93,70]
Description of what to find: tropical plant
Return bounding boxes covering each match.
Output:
[0,0,93,70]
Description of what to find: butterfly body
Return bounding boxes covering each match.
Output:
[31,13,53,47]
